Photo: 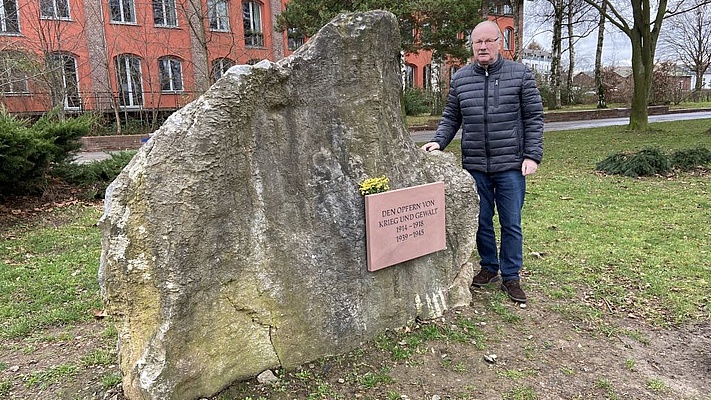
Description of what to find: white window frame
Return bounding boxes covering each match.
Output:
[40,0,70,20]
[0,0,20,33]
[109,0,136,24]
[159,57,183,92]
[211,57,234,82]
[423,64,431,91]
[504,27,513,51]
[153,0,177,27]
[51,53,81,109]
[242,1,263,47]
[208,0,229,32]
[404,64,415,88]
[115,54,143,108]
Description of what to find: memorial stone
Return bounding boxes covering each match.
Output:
[99,10,478,400]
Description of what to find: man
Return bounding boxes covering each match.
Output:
[421,20,543,303]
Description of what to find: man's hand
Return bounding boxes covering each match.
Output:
[421,142,440,152]
[522,159,538,176]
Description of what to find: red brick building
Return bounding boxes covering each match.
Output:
[0,0,520,115]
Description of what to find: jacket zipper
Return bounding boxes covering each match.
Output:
[483,69,491,173]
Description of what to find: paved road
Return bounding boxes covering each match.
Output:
[409,110,711,142]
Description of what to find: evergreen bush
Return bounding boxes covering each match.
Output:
[596,148,670,177]
[0,107,92,198]
[403,87,431,116]
[53,151,136,199]
[0,109,54,197]
[596,147,711,177]
[32,109,95,163]
[669,147,711,171]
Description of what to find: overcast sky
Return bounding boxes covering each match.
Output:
[523,4,634,71]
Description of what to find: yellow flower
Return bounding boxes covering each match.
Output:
[358,175,390,196]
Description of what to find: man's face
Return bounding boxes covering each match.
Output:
[471,25,501,66]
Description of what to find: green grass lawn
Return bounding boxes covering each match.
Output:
[422,119,710,328]
[1,119,710,338]
[0,118,710,399]
[520,120,710,326]
[0,205,103,339]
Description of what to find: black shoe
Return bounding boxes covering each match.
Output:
[501,279,527,303]
[471,269,501,288]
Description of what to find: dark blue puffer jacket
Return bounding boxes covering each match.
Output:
[432,56,544,173]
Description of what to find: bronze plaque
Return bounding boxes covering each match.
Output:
[365,182,446,271]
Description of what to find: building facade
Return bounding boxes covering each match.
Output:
[521,47,552,77]
[1,0,520,115]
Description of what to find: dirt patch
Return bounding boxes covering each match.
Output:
[0,321,120,400]
[1,284,709,399]
[217,288,711,400]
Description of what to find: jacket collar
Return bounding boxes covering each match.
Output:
[473,55,504,75]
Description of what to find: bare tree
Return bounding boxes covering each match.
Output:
[583,0,711,130]
[14,0,87,116]
[530,0,595,108]
[659,0,711,95]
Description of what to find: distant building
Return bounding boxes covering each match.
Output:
[1,0,525,116]
[689,68,711,89]
[521,47,552,76]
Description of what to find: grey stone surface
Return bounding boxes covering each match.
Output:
[99,11,478,400]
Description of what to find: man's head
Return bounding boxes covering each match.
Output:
[471,21,502,66]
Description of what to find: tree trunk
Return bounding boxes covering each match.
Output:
[549,0,564,110]
[627,0,662,131]
[566,0,575,106]
[512,0,522,61]
[595,0,607,108]
[628,33,651,131]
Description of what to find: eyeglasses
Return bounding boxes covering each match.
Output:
[473,38,499,47]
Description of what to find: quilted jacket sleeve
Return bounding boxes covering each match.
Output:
[431,75,463,150]
[521,68,544,164]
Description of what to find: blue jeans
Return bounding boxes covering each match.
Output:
[469,169,526,281]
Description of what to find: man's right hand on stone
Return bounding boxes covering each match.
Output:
[421,142,440,152]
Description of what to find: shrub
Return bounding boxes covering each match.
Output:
[596,147,711,177]
[32,108,96,164]
[403,87,431,116]
[53,151,136,199]
[0,107,93,198]
[0,109,54,197]
[596,148,670,177]
[669,147,711,171]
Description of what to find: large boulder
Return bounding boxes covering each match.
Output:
[99,10,478,400]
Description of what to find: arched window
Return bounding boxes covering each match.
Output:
[50,53,81,108]
[115,54,143,107]
[212,57,234,82]
[504,28,513,51]
[404,64,415,88]
[158,56,183,92]
[423,64,431,91]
